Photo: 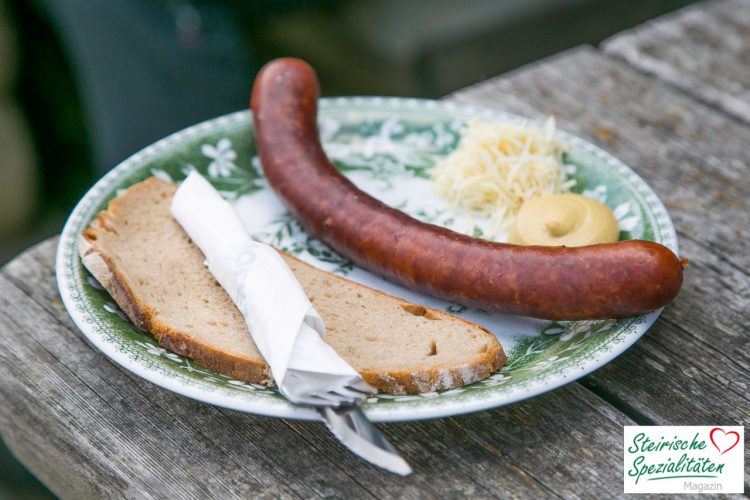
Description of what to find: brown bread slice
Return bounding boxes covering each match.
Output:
[79,177,505,394]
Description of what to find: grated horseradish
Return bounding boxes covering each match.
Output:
[432,118,574,238]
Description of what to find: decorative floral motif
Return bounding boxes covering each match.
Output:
[189,139,264,200]
[151,168,174,183]
[133,340,183,362]
[203,138,238,178]
[132,340,278,395]
[582,184,642,237]
[103,302,130,323]
[323,117,461,187]
[613,201,641,232]
[583,184,608,203]
[253,212,354,275]
[503,319,621,376]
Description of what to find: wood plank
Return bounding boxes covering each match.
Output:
[452,46,750,489]
[0,238,639,499]
[603,0,750,124]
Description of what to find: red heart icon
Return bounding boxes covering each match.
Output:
[709,427,740,455]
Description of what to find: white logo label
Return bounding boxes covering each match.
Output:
[624,426,744,494]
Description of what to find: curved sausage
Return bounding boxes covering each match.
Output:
[250,57,684,320]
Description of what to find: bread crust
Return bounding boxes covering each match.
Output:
[78,177,505,394]
[285,256,506,394]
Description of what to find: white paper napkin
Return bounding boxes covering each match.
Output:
[170,171,360,386]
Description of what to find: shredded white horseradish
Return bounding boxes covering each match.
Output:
[432,117,574,237]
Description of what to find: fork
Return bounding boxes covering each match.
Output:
[281,369,375,407]
[280,369,413,475]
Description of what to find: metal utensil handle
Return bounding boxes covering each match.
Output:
[317,406,413,476]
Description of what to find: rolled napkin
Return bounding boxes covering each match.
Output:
[170,171,361,387]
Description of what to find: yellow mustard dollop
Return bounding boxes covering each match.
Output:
[508,193,619,246]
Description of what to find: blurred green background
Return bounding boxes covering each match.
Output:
[0,0,696,497]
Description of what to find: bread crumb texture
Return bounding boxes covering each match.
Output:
[79,177,506,394]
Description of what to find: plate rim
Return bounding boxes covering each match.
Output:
[56,97,678,422]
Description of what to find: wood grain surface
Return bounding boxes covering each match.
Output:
[1,239,639,499]
[454,47,750,495]
[1,1,749,497]
[604,0,750,124]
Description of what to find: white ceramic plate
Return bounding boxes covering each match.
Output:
[57,98,678,422]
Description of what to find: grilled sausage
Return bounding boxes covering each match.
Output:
[250,57,684,320]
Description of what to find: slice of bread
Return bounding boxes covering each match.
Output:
[79,177,505,394]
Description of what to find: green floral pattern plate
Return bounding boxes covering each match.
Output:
[56,98,678,422]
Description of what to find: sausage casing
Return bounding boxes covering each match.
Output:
[250,58,684,320]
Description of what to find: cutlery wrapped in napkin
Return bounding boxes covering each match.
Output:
[170,171,362,389]
[170,171,412,475]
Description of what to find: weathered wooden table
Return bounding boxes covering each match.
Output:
[1,1,748,497]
